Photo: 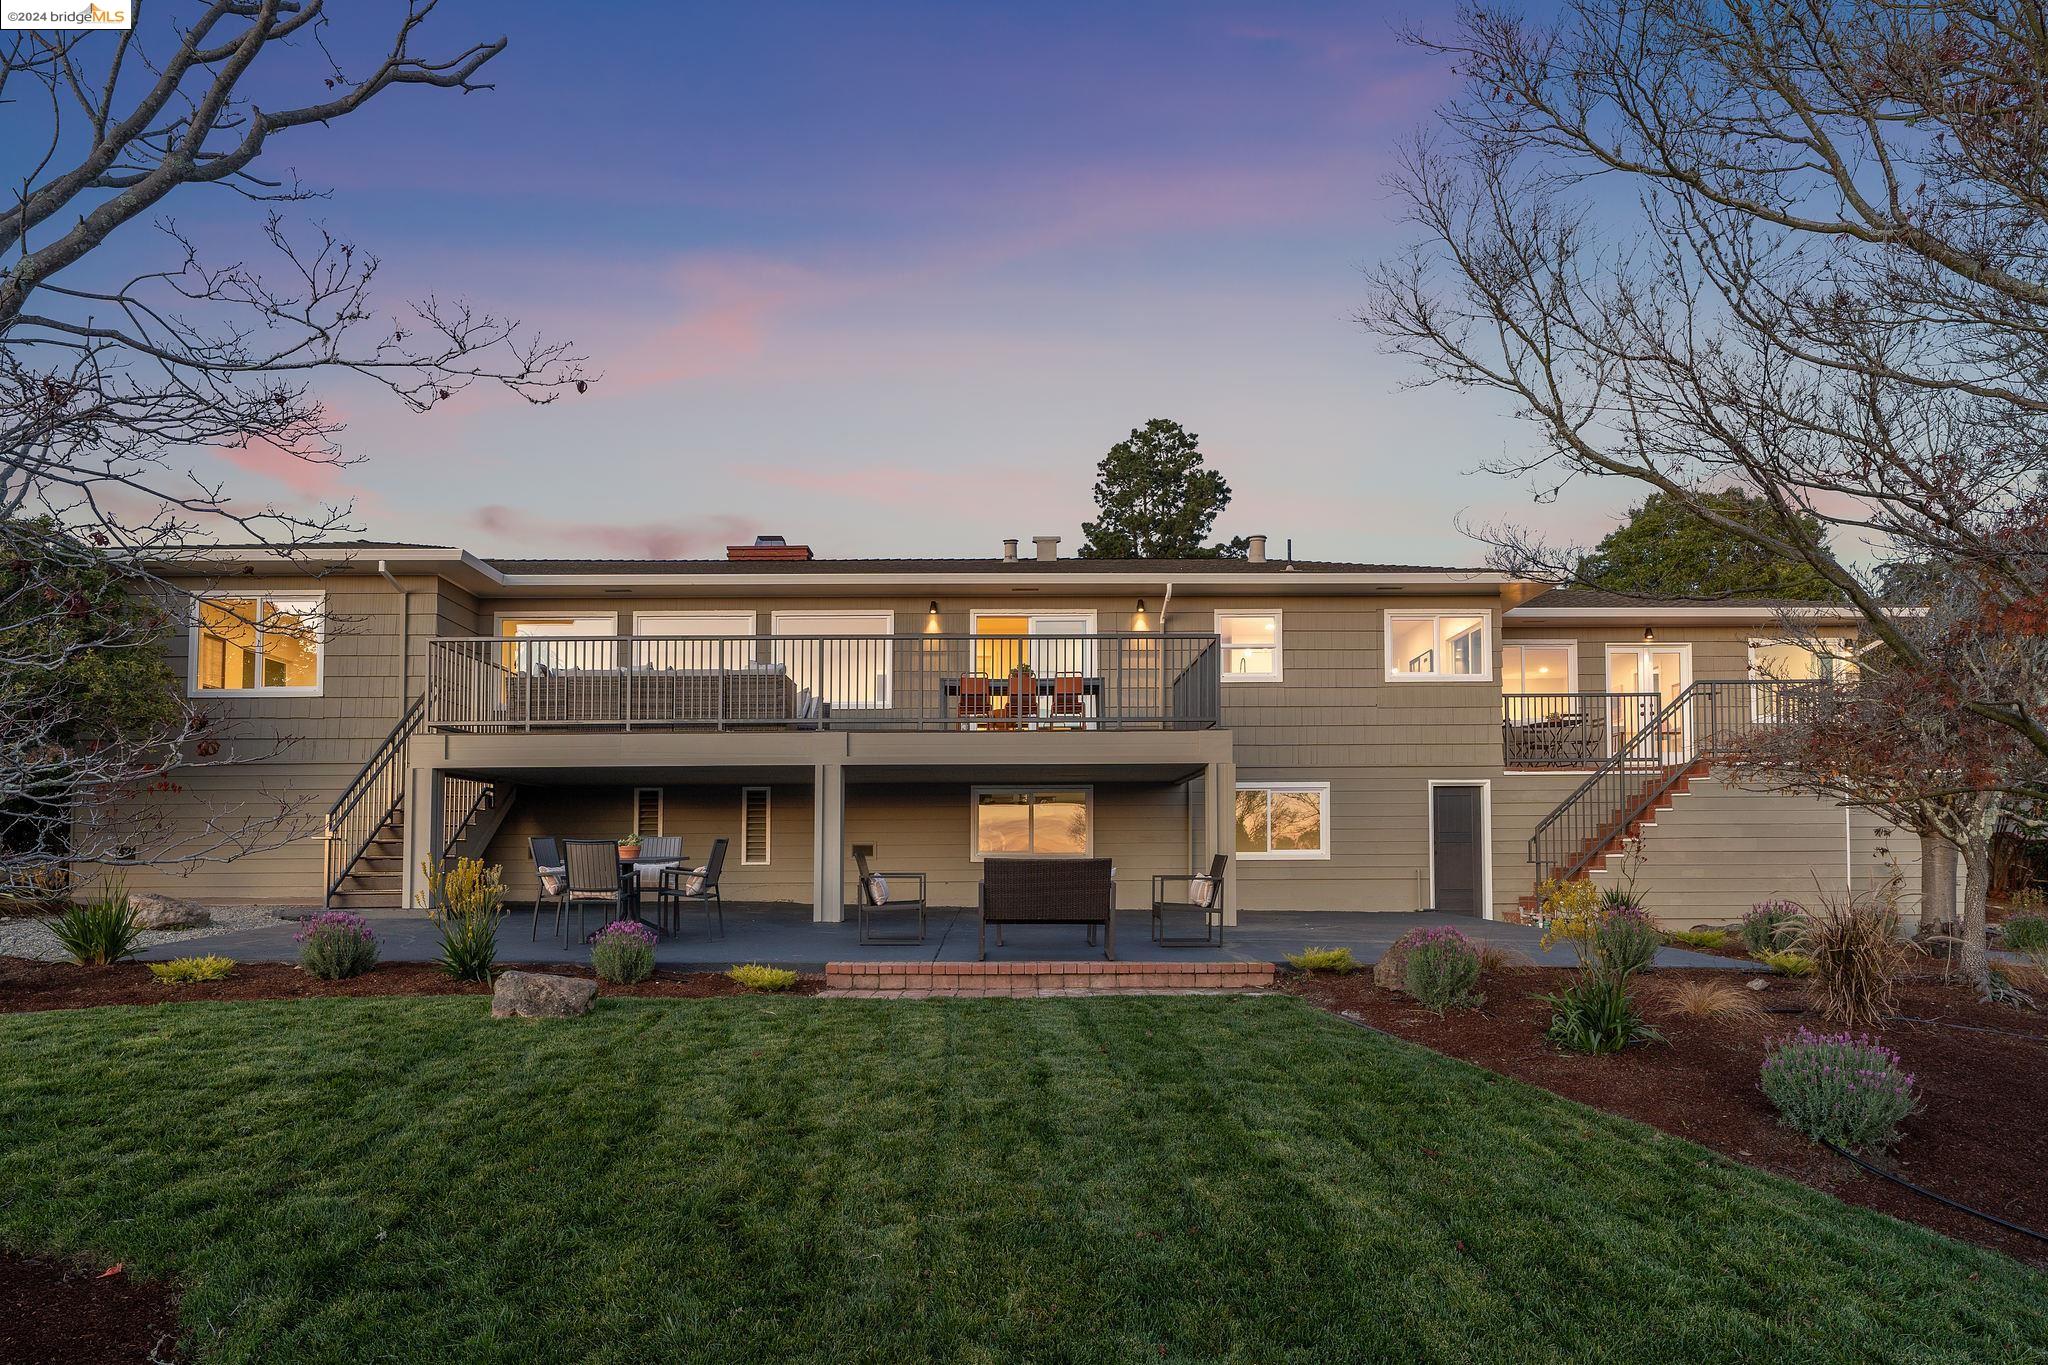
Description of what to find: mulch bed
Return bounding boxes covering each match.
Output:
[1290,964,2048,1268]
[0,958,820,1014]
[0,1252,181,1365]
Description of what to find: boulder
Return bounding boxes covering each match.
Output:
[1372,930,1424,991]
[126,893,212,931]
[490,971,597,1020]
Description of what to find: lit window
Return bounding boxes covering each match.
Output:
[1386,612,1491,681]
[1235,783,1330,859]
[972,788,1092,858]
[1749,638,1857,684]
[192,595,323,694]
[1501,643,1575,695]
[633,611,756,670]
[497,614,618,672]
[771,611,894,709]
[1215,611,1282,681]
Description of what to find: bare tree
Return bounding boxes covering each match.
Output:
[1362,0,2048,759]
[1,2,588,890]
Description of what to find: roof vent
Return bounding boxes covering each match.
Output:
[1032,535,1060,562]
[1002,538,1019,563]
[1247,534,1267,563]
[726,535,814,562]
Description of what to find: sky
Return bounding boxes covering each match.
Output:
[96,0,1628,564]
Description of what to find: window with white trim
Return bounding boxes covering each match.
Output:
[1215,611,1282,681]
[1501,642,1576,696]
[495,613,619,672]
[770,611,893,709]
[741,787,771,865]
[1748,637,1857,684]
[1385,611,1491,681]
[971,787,1092,858]
[1234,782,1330,859]
[191,594,325,694]
[632,610,756,670]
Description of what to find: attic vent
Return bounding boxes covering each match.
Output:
[727,535,814,562]
[634,787,664,837]
[741,787,771,865]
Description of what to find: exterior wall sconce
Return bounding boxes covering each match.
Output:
[925,601,941,634]
[1643,625,1656,642]
[1133,598,1149,632]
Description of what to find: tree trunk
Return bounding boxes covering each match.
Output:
[1958,824,1995,996]
[1918,832,1959,936]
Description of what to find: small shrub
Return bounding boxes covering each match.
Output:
[1740,900,1805,956]
[1598,885,1643,914]
[1285,945,1359,974]
[1804,889,1906,1028]
[1650,978,1763,1023]
[590,920,656,984]
[295,912,380,980]
[148,955,234,984]
[1474,941,1529,973]
[1663,928,1728,950]
[2003,913,2048,953]
[1401,928,1483,1013]
[1541,971,1662,1054]
[1761,949,1816,977]
[50,887,143,966]
[1536,876,1602,966]
[1593,903,1662,977]
[420,857,507,982]
[728,963,798,992]
[1760,1028,1917,1151]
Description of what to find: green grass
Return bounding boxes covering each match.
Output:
[0,996,2040,1363]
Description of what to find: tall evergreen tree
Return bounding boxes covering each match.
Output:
[1578,492,1838,599]
[1079,420,1245,559]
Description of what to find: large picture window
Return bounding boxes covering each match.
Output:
[771,611,894,709]
[633,610,756,670]
[1234,782,1330,860]
[1215,611,1282,681]
[1500,642,1575,695]
[495,613,619,672]
[1385,611,1491,681]
[972,787,1092,859]
[191,594,324,695]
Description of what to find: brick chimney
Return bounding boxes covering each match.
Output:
[726,534,814,562]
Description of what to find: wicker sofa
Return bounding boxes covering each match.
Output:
[976,857,1115,961]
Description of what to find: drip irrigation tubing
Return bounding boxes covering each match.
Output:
[1822,1142,2048,1246]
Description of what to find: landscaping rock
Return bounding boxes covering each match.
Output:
[490,971,597,1019]
[125,893,212,931]
[1372,934,1420,991]
[1746,977,1771,992]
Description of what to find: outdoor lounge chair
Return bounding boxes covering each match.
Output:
[1152,854,1227,948]
[561,838,631,945]
[529,835,565,941]
[977,857,1114,961]
[655,837,727,938]
[853,848,927,945]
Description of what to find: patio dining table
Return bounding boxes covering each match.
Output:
[617,858,681,932]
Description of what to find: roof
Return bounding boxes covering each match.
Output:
[479,556,1486,576]
[1514,588,1852,611]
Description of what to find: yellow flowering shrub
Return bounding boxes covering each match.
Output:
[148,955,234,984]
[1536,876,1602,964]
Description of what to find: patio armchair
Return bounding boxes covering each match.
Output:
[529,835,566,942]
[852,849,927,945]
[977,857,1114,961]
[561,838,632,945]
[1152,854,1227,948]
[655,837,727,938]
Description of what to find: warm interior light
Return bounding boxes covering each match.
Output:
[1643,625,1656,642]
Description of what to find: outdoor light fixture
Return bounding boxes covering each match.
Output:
[925,601,941,634]
[1643,625,1657,642]
[1133,598,1149,631]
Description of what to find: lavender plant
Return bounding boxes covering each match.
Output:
[1401,927,1484,1014]
[591,920,657,985]
[1740,900,1806,957]
[1759,1029,1918,1151]
[296,912,379,980]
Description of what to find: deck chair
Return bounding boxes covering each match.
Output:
[655,838,727,938]
[529,836,565,941]
[853,848,927,945]
[1152,854,1227,948]
[561,838,631,945]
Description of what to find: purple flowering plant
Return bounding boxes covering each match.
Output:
[296,911,379,980]
[1759,1028,1918,1151]
[591,918,657,985]
[1399,925,1484,1014]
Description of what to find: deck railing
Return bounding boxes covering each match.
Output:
[1501,691,1660,769]
[425,633,1222,733]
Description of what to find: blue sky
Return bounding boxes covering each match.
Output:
[152,0,1624,562]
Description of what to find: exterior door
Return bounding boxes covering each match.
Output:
[1605,645,1692,762]
[1430,784,1485,915]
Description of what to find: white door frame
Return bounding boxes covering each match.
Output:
[1426,779,1493,921]
[1604,642,1694,759]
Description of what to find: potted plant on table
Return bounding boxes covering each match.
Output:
[617,833,643,861]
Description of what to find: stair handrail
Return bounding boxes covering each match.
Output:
[324,692,429,903]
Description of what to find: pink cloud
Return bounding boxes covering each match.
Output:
[213,442,352,501]
[470,505,764,559]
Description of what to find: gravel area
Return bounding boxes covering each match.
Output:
[0,905,297,963]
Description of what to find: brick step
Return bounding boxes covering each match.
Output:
[823,960,1277,997]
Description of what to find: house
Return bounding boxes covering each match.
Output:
[98,534,1916,926]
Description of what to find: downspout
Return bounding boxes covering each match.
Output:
[378,560,412,704]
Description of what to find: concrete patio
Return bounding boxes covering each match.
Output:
[136,903,1750,972]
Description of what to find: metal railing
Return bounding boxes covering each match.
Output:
[324,693,426,904]
[1528,679,1822,885]
[425,633,1222,733]
[442,777,499,857]
[1501,691,1659,769]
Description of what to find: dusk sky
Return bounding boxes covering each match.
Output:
[175,0,1624,564]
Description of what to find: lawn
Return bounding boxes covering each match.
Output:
[0,994,2040,1363]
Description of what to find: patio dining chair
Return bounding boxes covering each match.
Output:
[853,848,927,945]
[1152,854,1227,948]
[529,836,566,941]
[956,672,995,730]
[1048,673,1088,727]
[562,839,632,945]
[655,837,727,938]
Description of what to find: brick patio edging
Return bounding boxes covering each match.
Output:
[823,960,1277,997]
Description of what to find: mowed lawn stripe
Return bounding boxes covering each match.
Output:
[0,994,2038,1363]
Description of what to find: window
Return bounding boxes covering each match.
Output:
[1234,782,1330,860]
[495,613,618,672]
[634,788,664,838]
[771,611,894,709]
[1500,642,1575,696]
[1385,611,1491,681]
[969,610,1097,679]
[971,787,1092,859]
[1215,611,1282,681]
[741,787,771,865]
[633,610,756,670]
[191,594,324,694]
[1749,637,1857,684]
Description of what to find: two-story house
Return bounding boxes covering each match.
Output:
[102,534,1915,926]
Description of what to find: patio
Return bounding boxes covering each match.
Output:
[134,905,1748,972]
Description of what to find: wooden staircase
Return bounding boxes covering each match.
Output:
[329,812,408,908]
[1511,758,1708,922]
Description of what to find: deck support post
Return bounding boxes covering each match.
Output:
[1204,759,1238,926]
[812,761,846,923]
[399,765,445,913]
